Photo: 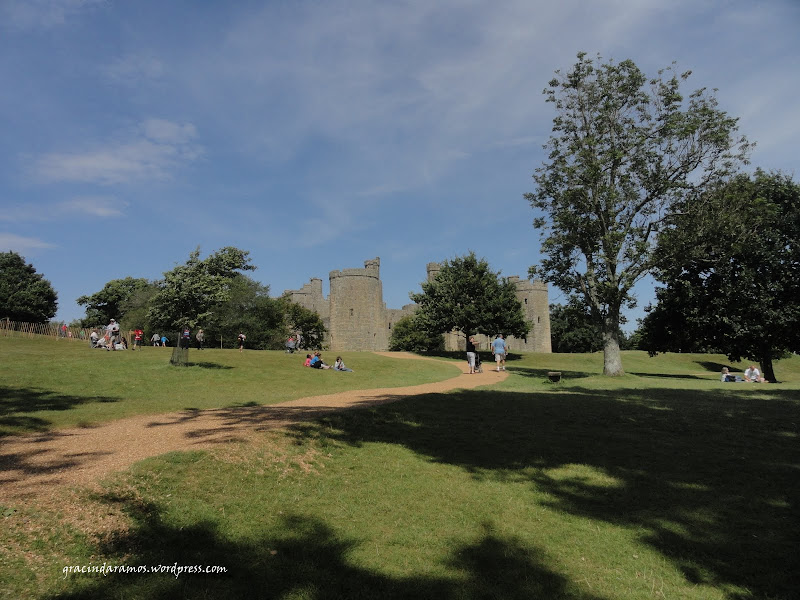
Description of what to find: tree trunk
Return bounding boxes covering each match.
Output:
[760,349,776,383]
[602,315,624,376]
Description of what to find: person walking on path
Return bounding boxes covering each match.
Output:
[466,336,478,374]
[491,334,507,371]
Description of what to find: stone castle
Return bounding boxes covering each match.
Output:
[284,257,551,353]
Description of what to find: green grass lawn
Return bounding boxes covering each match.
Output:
[0,336,458,436]
[1,339,798,599]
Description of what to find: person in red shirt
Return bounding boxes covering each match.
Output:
[133,328,144,350]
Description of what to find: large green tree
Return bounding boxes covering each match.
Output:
[204,275,285,349]
[549,299,633,353]
[388,314,445,353]
[147,247,255,331]
[526,52,750,375]
[549,300,604,353]
[280,298,327,351]
[0,251,58,323]
[409,253,529,342]
[77,277,153,327]
[643,170,800,382]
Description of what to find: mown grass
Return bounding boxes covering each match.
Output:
[0,336,458,436]
[1,341,798,599]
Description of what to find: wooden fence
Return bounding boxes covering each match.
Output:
[0,319,101,343]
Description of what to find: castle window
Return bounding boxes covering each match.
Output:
[350,308,354,317]
[524,298,528,304]
[537,317,540,323]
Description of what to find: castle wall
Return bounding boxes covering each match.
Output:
[507,276,552,353]
[283,277,331,334]
[328,258,388,351]
[284,257,551,353]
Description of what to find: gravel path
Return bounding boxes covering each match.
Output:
[0,352,507,502]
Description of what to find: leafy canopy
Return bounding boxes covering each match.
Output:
[388,314,445,353]
[526,52,749,375]
[77,277,153,327]
[643,170,800,382]
[0,251,58,323]
[147,247,255,331]
[410,252,529,339]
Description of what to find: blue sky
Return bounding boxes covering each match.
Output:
[2,0,798,330]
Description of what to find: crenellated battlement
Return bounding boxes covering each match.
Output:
[284,257,550,352]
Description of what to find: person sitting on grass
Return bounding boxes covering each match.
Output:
[304,354,312,367]
[334,357,353,372]
[720,367,741,382]
[744,365,767,383]
[309,351,331,369]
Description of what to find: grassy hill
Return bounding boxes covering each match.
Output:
[1,337,798,599]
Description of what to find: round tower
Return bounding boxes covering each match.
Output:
[328,258,388,351]
[508,277,551,353]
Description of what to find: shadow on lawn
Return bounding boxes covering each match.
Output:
[507,366,598,380]
[186,361,234,370]
[47,504,601,600]
[286,385,800,600]
[0,385,120,436]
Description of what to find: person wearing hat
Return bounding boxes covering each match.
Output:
[106,318,120,351]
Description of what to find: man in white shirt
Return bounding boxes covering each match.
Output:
[744,365,766,383]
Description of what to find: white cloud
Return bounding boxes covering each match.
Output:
[58,196,127,217]
[32,120,202,185]
[0,196,126,222]
[142,119,197,145]
[0,233,55,252]
[0,0,105,30]
[103,54,166,86]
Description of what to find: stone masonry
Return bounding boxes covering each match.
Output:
[284,257,551,353]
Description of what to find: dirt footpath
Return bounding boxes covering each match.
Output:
[0,352,507,501]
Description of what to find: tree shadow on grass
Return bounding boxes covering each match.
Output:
[186,362,234,370]
[414,350,524,363]
[46,499,601,600]
[696,360,739,373]
[506,366,597,380]
[627,372,708,380]
[0,385,120,437]
[286,385,800,599]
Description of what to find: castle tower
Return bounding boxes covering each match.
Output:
[328,258,388,351]
[283,277,330,333]
[506,276,552,353]
[426,262,441,282]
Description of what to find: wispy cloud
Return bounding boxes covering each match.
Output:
[102,53,165,86]
[0,0,105,30]
[0,196,126,222]
[31,119,202,185]
[58,196,127,217]
[0,232,55,252]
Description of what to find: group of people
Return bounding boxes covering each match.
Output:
[149,333,169,346]
[721,365,768,383]
[178,327,206,350]
[303,352,353,371]
[284,333,304,353]
[89,319,126,350]
[466,334,508,374]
